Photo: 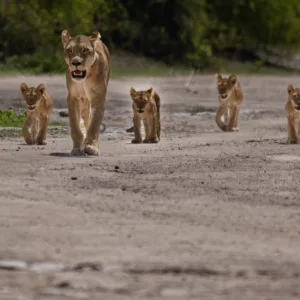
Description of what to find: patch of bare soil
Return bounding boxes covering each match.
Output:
[0,74,300,299]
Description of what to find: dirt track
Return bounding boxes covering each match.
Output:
[0,74,300,299]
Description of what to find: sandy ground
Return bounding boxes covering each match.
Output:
[0,74,300,299]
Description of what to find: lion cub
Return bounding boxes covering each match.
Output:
[20,83,53,145]
[130,87,160,143]
[285,84,300,144]
[215,74,243,132]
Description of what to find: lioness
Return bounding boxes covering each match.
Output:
[285,84,300,144]
[215,74,243,132]
[61,30,110,156]
[130,87,161,143]
[20,83,53,145]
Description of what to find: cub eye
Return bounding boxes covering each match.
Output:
[83,48,90,53]
[67,48,72,54]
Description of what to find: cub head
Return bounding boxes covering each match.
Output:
[20,83,45,111]
[216,74,237,100]
[61,30,101,81]
[287,84,300,111]
[130,87,154,114]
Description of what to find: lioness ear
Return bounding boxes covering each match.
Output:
[215,73,222,85]
[130,87,136,97]
[20,83,29,94]
[147,87,154,96]
[89,31,101,41]
[287,84,294,95]
[228,74,237,85]
[36,84,45,95]
[61,30,71,46]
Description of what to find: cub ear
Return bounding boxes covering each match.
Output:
[89,31,101,41]
[228,74,237,85]
[147,87,154,96]
[36,84,45,95]
[287,84,294,95]
[130,87,136,97]
[215,73,222,85]
[61,30,71,46]
[20,83,29,94]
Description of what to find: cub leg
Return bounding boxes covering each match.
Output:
[36,116,48,145]
[288,118,298,144]
[155,112,161,140]
[143,118,150,143]
[132,115,142,144]
[215,105,227,131]
[22,117,36,145]
[232,106,240,131]
[228,106,237,131]
[148,116,158,143]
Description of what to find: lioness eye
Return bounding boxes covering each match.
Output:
[83,48,89,53]
[67,48,72,53]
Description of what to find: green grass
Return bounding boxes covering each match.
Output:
[0,108,65,128]
[0,52,300,77]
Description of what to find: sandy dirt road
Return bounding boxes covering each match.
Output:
[0,74,300,299]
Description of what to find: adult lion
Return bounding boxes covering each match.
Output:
[61,30,110,156]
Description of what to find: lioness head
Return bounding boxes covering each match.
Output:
[287,84,300,111]
[216,74,237,100]
[20,83,45,111]
[130,87,154,114]
[61,30,101,81]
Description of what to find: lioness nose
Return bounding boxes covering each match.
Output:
[72,61,81,67]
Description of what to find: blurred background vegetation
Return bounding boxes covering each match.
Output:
[1,0,300,76]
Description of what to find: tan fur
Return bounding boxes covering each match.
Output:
[20,83,52,145]
[215,74,243,132]
[130,87,161,144]
[285,84,300,144]
[61,30,110,156]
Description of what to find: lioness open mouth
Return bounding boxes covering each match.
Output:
[220,94,228,99]
[296,105,300,111]
[27,105,36,111]
[71,70,87,79]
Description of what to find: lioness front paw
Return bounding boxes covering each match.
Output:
[287,139,298,144]
[71,148,86,156]
[83,144,99,156]
[142,139,150,143]
[232,127,240,132]
[37,139,47,145]
[148,138,159,143]
[131,139,142,144]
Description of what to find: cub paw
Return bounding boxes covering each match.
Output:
[143,139,150,143]
[131,139,142,144]
[71,148,86,156]
[232,127,240,132]
[287,139,298,144]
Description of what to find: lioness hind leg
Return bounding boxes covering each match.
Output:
[131,115,142,144]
